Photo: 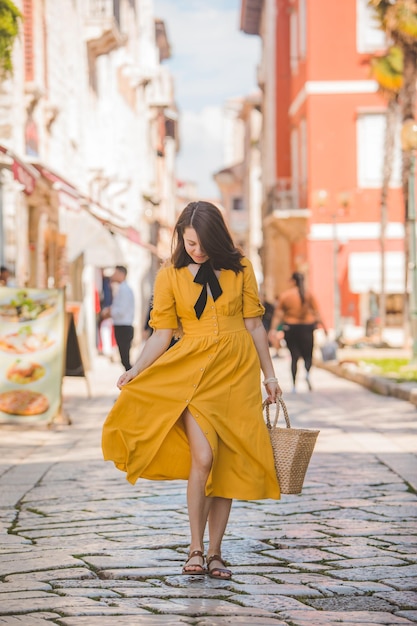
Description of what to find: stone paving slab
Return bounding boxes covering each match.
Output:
[0,615,61,625]
[0,595,114,615]
[193,616,287,626]
[399,613,417,624]
[306,595,396,611]
[376,592,417,609]
[0,552,86,576]
[308,580,394,596]
[58,617,287,626]
[326,564,417,581]
[279,608,415,624]
[384,579,417,591]
[58,619,193,626]
[230,593,314,612]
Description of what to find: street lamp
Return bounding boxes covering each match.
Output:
[401,118,417,361]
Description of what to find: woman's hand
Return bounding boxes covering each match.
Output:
[265,380,282,404]
[117,368,137,389]
[115,328,174,390]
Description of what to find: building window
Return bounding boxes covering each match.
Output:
[291,128,300,209]
[113,0,121,27]
[290,10,298,73]
[165,118,176,140]
[357,113,402,188]
[356,0,386,53]
[232,197,244,211]
[300,118,308,201]
[299,0,307,60]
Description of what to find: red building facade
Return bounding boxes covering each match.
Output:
[241,0,406,339]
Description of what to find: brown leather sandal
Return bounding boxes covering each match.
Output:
[206,554,232,580]
[182,549,206,575]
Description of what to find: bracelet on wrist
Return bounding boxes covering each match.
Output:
[263,377,278,386]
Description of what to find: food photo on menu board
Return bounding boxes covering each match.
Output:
[0,287,65,423]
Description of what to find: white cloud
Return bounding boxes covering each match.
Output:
[153,0,260,197]
[176,107,224,197]
[156,3,260,109]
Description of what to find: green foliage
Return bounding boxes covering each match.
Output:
[0,0,22,76]
[368,0,417,47]
[371,45,403,94]
[359,357,417,382]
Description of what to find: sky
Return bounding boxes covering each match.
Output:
[153,0,261,199]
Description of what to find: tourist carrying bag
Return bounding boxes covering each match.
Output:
[320,340,338,362]
[263,397,319,494]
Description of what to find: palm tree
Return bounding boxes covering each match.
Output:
[368,0,417,342]
[0,0,22,76]
[369,45,403,333]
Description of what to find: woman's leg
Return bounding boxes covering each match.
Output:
[183,409,232,576]
[300,324,315,390]
[206,497,233,578]
[284,326,301,388]
[183,409,213,570]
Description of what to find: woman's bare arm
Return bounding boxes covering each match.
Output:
[244,316,282,402]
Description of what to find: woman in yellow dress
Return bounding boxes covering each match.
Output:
[102,201,281,579]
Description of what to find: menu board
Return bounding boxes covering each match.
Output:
[0,287,65,423]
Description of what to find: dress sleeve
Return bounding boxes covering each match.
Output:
[149,267,179,330]
[242,259,265,318]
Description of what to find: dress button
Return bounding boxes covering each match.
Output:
[200,368,204,371]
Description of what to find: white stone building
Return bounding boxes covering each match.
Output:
[0,0,178,364]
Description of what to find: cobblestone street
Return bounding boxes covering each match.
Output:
[0,351,416,625]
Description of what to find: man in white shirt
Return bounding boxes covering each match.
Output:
[102,266,135,370]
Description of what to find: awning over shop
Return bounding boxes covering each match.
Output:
[0,144,39,194]
[31,163,81,211]
[348,251,405,294]
[63,209,125,267]
[0,148,155,260]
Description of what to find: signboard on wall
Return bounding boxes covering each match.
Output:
[0,287,65,423]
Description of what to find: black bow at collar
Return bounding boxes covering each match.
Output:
[193,261,222,319]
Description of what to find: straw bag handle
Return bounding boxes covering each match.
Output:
[263,396,291,429]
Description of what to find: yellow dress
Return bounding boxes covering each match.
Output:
[102,257,280,500]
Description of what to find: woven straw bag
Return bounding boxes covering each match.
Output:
[263,397,319,494]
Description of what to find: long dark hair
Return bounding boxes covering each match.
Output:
[291,272,305,304]
[172,201,243,272]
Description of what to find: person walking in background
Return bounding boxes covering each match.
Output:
[272,272,327,392]
[0,266,11,286]
[102,201,281,580]
[101,266,135,370]
[98,273,117,357]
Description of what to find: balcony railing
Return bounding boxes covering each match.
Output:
[86,0,120,25]
[265,178,295,214]
[146,67,174,108]
[85,0,125,56]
